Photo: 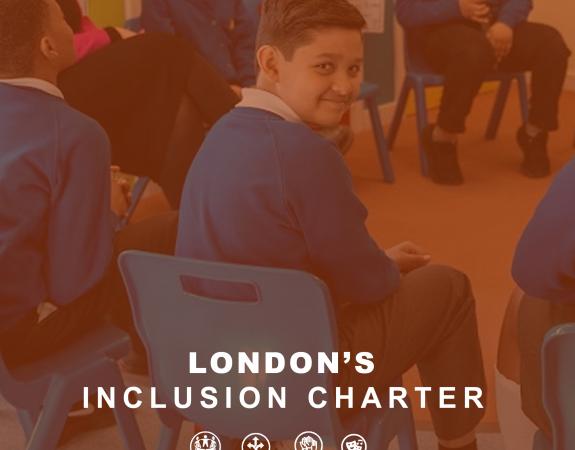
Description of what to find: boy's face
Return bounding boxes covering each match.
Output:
[275,28,363,128]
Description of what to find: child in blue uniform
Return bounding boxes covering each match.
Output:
[396,0,570,184]
[142,0,257,96]
[0,0,177,368]
[176,1,486,449]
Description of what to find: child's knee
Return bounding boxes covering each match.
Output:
[452,37,495,73]
[539,25,571,61]
[411,264,473,308]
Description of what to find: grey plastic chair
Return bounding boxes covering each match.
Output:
[119,250,418,450]
[533,323,575,450]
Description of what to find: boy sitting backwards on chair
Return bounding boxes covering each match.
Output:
[176,1,486,449]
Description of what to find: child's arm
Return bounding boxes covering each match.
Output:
[496,0,532,28]
[512,157,575,303]
[229,0,257,87]
[284,139,401,305]
[395,0,463,29]
[141,0,177,35]
[47,120,114,306]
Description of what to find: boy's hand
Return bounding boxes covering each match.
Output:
[386,241,431,274]
[110,166,130,218]
[486,22,514,62]
[459,0,491,25]
[115,27,138,39]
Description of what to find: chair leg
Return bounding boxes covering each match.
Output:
[97,362,146,450]
[517,74,529,125]
[413,81,429,176]
[365,96,395,183]
[397,408,418,450]
[113,399,147,450]
[17,408,40,441]
[532,430,552,450]
[485,79,512,140]
[387,78,411,150]
[158,421,183,450]
[25,386,70,450]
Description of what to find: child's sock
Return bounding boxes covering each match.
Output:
[432,125,458,144]
[525,122,543,138]
[438,440,478,450]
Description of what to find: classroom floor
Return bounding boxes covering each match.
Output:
[1,88,574,449]
[346,88,575,430]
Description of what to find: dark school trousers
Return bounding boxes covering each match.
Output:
[59,33,239,208]
[0,212,178,368]
[411,21,570,133]
[338,264,486,440]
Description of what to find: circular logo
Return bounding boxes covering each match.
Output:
[340,434,367,450]
[190,431,221,450]
[242,433,271,450]
[294,431,323,450]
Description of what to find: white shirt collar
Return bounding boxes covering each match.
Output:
[0,77,64,99]
[236,88,301,123]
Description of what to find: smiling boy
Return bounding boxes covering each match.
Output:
[176,1,486,449]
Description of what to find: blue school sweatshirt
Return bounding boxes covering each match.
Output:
[512,157,575,303]
[142,0,257,87]
[0,84,113,331]
[395,0,532,29]
[176,107,401,306]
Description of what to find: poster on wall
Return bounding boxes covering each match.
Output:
[348,0,386,33]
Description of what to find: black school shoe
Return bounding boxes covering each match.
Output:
[516,125,551,178]
[422,125,464,185]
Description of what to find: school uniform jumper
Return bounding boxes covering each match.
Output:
[0,82,177,367]
[176,88,486,440]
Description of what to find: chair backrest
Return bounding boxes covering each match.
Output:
[119,250,343,443]
[541,323,575,450]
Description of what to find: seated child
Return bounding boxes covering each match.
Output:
[176,1,487,449]
[511,156,575,437]
[0,0,177,368]
[395,0,570,185]
[142,0,257,95]
[56,0,240,208]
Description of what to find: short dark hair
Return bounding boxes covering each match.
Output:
[256,0,366,60]
[0,0,48,75]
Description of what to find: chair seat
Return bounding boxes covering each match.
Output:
[359,82,380,99]
[11,324,130,382]
[407,70,526,87]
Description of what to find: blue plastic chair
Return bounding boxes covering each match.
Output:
[387,36,529,176]
[119,250,418,450]
[358,82,395,182]
[0,324,146,450]
[532,323,575,450]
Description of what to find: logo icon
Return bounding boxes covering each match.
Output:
[190,431,221,450]
[242,433,271,450]
[340,434,367,450]
[294,431,323,450]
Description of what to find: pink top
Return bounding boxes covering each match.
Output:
[74,16,111,60]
